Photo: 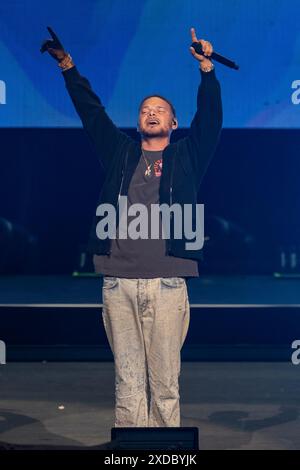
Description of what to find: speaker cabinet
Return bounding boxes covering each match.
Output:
[111,427,199,450]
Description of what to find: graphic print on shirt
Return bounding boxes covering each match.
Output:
[154,159,162,177]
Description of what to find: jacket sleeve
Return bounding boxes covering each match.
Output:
[62,66,131,171]
[185,68,223,184]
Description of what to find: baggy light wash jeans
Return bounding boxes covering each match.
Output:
[101,276,190,427]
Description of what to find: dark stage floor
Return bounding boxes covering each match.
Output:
[0,362,299,450]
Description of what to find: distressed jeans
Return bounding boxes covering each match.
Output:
[101,277,190,427]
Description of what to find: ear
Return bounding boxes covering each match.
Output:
[172,118,178,130]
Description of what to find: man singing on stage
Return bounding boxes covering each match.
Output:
[41,26,222,427]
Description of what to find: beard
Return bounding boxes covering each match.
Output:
[139,124,170,139]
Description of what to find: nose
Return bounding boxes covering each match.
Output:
[148,108,156,116]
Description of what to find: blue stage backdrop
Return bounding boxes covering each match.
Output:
[0,0,300,128]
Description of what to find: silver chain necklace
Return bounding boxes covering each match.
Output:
[141,149,153,177]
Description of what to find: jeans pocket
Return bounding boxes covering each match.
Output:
[102,276,119,289]
[160,277,185,288]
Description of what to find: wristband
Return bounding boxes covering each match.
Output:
[200,62,214,73]
[58,53,74,71]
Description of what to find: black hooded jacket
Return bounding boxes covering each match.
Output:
[62,65,222,260]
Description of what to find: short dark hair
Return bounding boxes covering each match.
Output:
[139,94,176,118]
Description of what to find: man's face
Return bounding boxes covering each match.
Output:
[137,97,176,138]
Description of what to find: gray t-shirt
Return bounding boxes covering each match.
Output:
[93,149,199,278]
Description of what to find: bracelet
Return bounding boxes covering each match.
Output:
[200,62,214,73]
[58,53,74,71]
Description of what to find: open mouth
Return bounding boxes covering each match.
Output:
[147,119,160,126]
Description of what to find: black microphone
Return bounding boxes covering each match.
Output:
[191,42,239,70]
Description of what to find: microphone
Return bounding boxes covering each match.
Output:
[191,42,239,70]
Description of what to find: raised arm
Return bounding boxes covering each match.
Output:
[62,65,130,172]
[186,28,223,182]
[40,26,130,171]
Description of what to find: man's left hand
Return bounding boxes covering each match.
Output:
[190,27,214,71]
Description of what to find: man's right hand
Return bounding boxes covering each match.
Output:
[40,26,67,62]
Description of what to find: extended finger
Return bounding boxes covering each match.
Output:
[47,26,62,46]
[190,27,198,43]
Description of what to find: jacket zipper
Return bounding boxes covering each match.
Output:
[107,149,128,255]
[117,151,128,205]
[166,147,176,255]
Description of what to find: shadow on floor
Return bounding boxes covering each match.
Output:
[0,410,111,450]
